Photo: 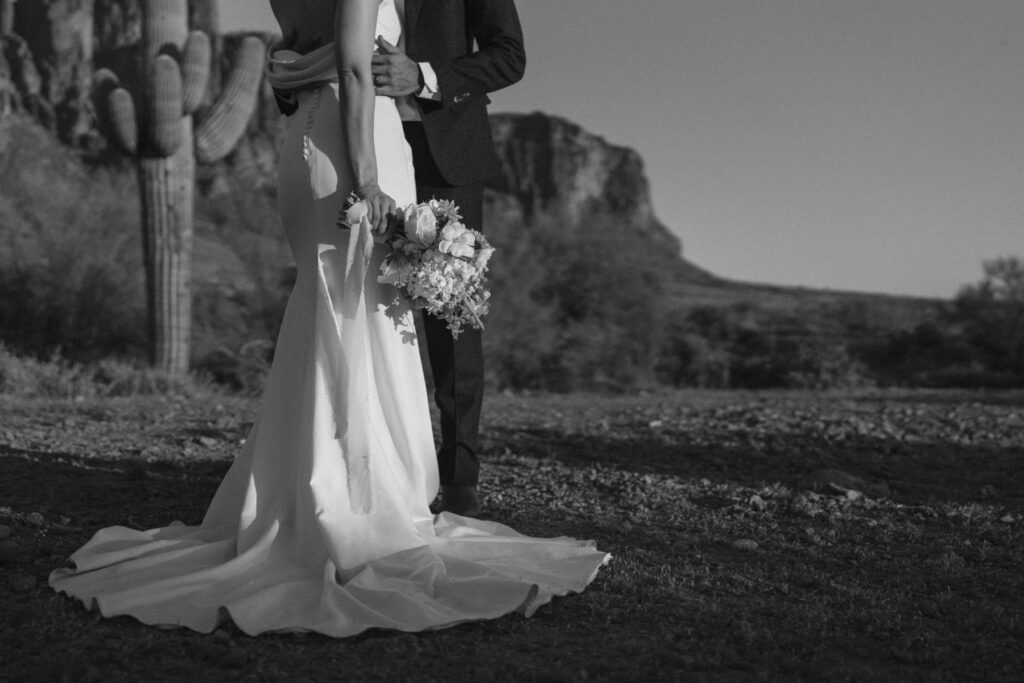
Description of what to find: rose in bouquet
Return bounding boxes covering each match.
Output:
[341,195,494,337]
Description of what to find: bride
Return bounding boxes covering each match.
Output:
[49,0,609,637]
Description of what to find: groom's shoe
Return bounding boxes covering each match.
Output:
[434,485,483,518]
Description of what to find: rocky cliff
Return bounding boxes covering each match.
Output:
[1,0,94,143]
[487,112,681,256]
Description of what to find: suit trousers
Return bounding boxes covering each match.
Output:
[402,121,485,486]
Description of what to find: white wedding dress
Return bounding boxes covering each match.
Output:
[49,0,608,637]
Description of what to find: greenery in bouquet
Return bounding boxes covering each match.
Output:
[341,195,494,337]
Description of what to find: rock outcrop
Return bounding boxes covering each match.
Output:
[488,112,681,256]
[4,0,94,144]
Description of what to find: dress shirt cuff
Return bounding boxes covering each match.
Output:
[417,62,441,101]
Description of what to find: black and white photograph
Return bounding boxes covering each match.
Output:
[0,0,1021,680]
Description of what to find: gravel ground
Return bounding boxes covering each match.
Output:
[1,388,1022,681]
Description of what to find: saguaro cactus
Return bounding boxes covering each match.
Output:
[94,0,262,374]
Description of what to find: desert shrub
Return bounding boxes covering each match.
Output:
[685,306,734,343]
[0,345,201,398]
[0,345,87,398]
[856,257,1024,389]
[722,326,786,388]
[193,339,275,395]
[685,340,732,388]
[656,333,735,389]
[653,312,697,387]
[0,124,146,362]
[654,304,874,389]
[859,322,971,386]
[89,358,201,397]
[0,246,146,362]
[190,183,293,384]
[954,256,1024,380]
[484,207,671,391]
[784,343,874,390]
[481,214,568,390]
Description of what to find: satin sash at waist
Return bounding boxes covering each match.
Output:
[265,41,340,110]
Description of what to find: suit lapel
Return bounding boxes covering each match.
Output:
[403,0,422,50]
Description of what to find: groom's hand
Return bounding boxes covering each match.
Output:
[372,37,422,97]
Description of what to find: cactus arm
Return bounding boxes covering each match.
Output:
[93,68,129,149]
[195,35,264,164]
[180,30,210,115]
[149,54,184,156]
[91,68,121,101]
[108,87,139,154]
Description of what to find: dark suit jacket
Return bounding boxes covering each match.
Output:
[403,0,525,187]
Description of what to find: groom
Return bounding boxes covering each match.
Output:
[372,0,525,517]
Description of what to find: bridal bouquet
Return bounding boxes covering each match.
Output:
[341,194,494,337]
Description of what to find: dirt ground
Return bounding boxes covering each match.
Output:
[1,388,1022,681]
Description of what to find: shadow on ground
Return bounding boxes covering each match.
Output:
[487,425,1023,511]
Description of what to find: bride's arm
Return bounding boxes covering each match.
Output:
[335,0,395,232]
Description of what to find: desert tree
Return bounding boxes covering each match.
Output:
[955,256,1024,378]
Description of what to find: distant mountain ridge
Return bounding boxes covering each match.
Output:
[482,111,944,337]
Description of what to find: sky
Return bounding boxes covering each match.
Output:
[221,0,1024,299]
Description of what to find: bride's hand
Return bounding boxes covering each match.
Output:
[357,183,397,235]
